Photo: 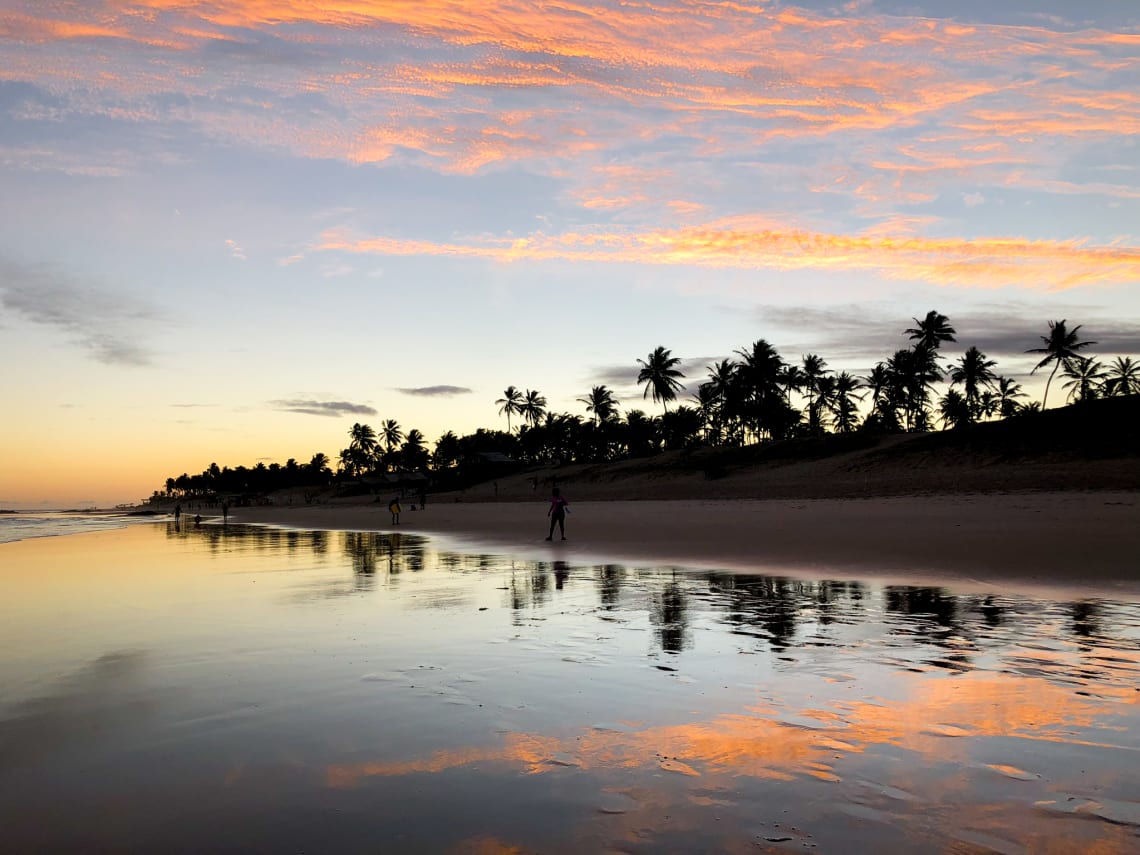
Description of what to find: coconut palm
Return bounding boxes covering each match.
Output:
[522,389,547,428]
[400,429,429,470]
[992,376,1027,419]
[938,389,971,429]
[1027,320,1096,409]
[578,385,618,424]
[381,419,403,453]
[346,422,378,473]
[636,346,686,414]
[826,371,864,433]
[495,386,524,432]
[1103,357,1140,397]
[1061,357,1107,403]
[800,353,830,433]
[905,310,957,352]
[950,346,998,422]
[432,431,461,469]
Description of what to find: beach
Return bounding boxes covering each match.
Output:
[230,490,1140,593]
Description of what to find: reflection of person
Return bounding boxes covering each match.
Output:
[545,487,569,541]
[389,497,402,525]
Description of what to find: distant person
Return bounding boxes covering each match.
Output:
[193,514,202,526]
[493,481,499,498]
[389,497,402,525]
[545,487,569,541]
[174,504,181,522]
[419,489,427,509]
[222,501,229,523]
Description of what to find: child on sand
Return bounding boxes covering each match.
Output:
[546,487,569,541]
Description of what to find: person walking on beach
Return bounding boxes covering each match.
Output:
[174,504,181,522]
[546,487,569,541]
[389,496,402,525]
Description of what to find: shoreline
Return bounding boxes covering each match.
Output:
[228,490,1140,596]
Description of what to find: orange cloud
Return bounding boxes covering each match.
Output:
[317,222,1140,290]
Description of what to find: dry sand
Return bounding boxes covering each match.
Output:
[230,491,1140,594]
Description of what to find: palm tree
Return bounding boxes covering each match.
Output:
[826,371,864,433]
[578,385,618,425]
[400,429,429,470]
[1027,320,1096,409]
[938,389,971,429]
[347,422,378,473]
[993,376,1027,419]
[1103,357,1140,397]
[800,353,829,433]
[1061,357,1107,403]
[381,419,403,453]
[522,389,547,427]
[905,310,957,352]
[495,386,524,432]
[949,346,998,423]
[636,346,686,413]
[432,431,461,469]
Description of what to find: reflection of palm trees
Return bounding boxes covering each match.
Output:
[597,564,624,610]
[651,578,690,654]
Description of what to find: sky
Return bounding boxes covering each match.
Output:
[1,0,1138,508]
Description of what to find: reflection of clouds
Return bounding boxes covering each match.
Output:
[324,666,1136,850]
[0,651,153,768]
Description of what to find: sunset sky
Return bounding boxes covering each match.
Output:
[2,0,1138,508]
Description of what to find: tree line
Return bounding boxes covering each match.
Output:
[153,314,1137,499]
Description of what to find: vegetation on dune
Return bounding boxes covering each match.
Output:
[151,314,1137,502]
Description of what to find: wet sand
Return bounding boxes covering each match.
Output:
[3,521,1139,853]
[230,491,1140,593]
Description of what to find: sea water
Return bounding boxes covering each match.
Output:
[0,510,163,544]
[1,521,1137,852]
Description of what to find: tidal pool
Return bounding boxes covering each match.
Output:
[1,522,1138,853]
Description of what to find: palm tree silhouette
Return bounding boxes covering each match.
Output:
[1061,357,1107,403]
[1027,320,1096,409]
[993,376,1026,418]
[578,385,618,425]
[522,389,547,428]
[905,310,957,351]
[1103,357,1140,397]
[827,371,864,433]
[800,353,830,433]
[347,422,378,474]
[950,346,998,423]
[381,419,403,454]
[496,386,524,432]
[636,346,685,414]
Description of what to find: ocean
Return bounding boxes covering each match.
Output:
[0,511,160,544]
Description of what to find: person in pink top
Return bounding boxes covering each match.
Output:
[545,487,569,541]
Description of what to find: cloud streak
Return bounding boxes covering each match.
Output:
[397,386,473,397]
[0,259,158,366]
[270,399,378,417]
